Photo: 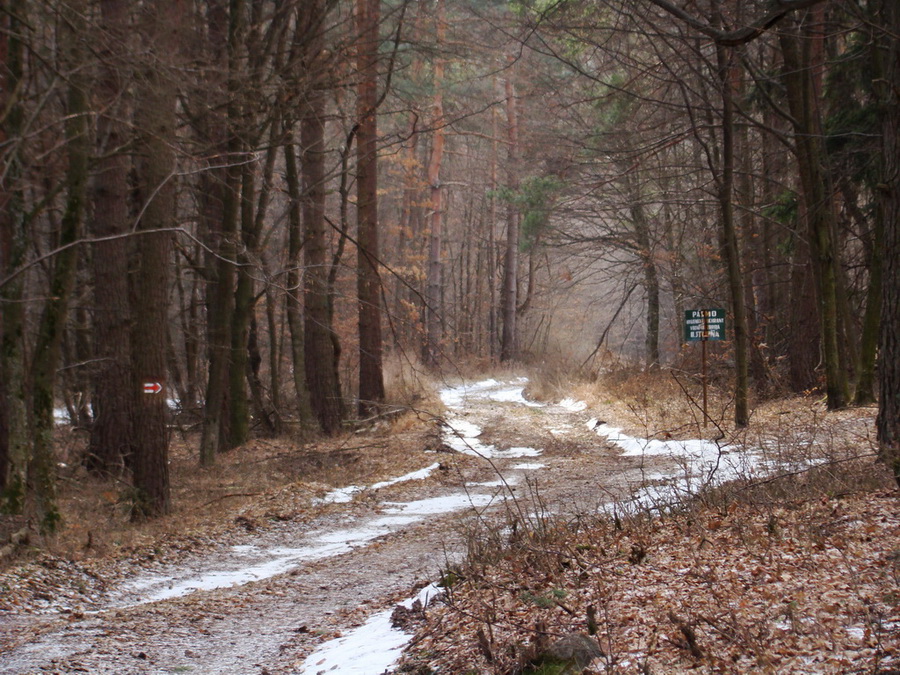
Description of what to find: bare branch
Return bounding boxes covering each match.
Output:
[644,0,828,46]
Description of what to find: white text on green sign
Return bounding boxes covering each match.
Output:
[684,308,726,342]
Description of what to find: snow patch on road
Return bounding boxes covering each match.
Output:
[587,418,820,512]
[317,463,442,505]
[118,492,496,606]
[296,584,443,675]
[440,379,545,459]
[440,377,544,408]
[589,420,735,460]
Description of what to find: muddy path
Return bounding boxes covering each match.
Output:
[0,379,679,675]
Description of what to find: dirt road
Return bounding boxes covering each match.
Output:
[0,379,676,674]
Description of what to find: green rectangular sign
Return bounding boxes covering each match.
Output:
[684,308,726,342]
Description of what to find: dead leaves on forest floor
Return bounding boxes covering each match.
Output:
[398,463,900,674]
[396,390,899,674]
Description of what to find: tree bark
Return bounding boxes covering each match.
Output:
[89,0,133,477]
[779,14,849,409]
[626,172,660,370]
[227,154,256,448]
[28,0,90,530]
[876,0,900,485]
[0,0,29,512]
[199,0,239,464]
[130,0,182,518]
[282,129,314,428]
[500,60,520,363]
[854,12,886,407]
[292,0,344,434]
[716,42,750,427]
[356,0,386,414]
[423,0,446,369]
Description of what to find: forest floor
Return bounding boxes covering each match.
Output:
[0,369,897,674]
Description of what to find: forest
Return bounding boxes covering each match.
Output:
[0,0,898,535]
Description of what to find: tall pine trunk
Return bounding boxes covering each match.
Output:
[855,12,886,406]
[282,125,313,428]
[89,0,133,476]
[199,0,240,463]
[293,0,344,434]
[356,0,385,415]
[716,41,750,427]
[423,0,446,369]
[779,14,849,410]
[130,0,182,518]
[876,0,900,484]
[0,0,29,512]
[500,61,520,363]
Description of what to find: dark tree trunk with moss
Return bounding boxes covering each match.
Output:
[27,0,90,531]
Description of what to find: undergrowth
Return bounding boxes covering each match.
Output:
[402,365,896,675]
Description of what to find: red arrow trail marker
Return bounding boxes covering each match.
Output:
[143,382,163,395]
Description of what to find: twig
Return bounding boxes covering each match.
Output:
[667,610,703,658]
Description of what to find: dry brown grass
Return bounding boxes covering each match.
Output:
[22,362,447,565]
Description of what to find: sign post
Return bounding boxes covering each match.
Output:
[683,309,726,427]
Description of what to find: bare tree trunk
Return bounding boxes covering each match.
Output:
[856,200,883,405]
[356,0,385,414]
[488,82,499,360]
[626,172,660,370]
[282,129,314,428]
[199,0,237,465]
[738,114,767,393]
[423,0,446,369]
[876,0,900,485]
[0,0,29,512]
[246,316,275,435]
[779,14,849,409]
[89,0,133,477]
[292,0,344,434]
[500,61,520,363]
[27,0,90,531]
[855,13,886,406]
[265,284,283,425]
[227,150,256,448]
[716,41,749,427]
[130,0,182,518]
